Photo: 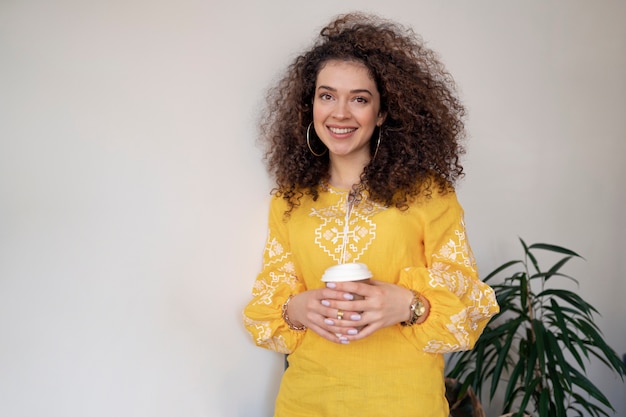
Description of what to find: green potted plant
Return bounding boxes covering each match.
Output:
[446,238,626,417]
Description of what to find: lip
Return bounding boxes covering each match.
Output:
[327,126,357,137]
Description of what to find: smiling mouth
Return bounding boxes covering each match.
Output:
[329,127,356,134]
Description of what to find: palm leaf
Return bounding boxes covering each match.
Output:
[502,356,525,407]
[545,328,572,385]
[571,392,612,417]
[483,259,523,282]
[517,376,541,416]
[489,317,523,397]
[537,288,598,317]
[527,242,583,258]
[520,238,541,276]
[569,367,614,410]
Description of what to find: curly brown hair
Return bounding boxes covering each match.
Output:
[259,12,466,213]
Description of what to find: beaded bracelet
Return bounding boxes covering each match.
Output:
[281,295,307,331]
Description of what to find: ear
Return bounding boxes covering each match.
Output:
[377,112,387,126]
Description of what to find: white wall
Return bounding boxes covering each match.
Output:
[0,1,624,416]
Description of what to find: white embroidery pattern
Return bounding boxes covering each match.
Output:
[423,220,495,354]
[243,315,290,353]
[251,236,299,305]
[247,233,301,353]
[311,194,385,263]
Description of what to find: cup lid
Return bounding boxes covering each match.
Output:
[321,263,372,282]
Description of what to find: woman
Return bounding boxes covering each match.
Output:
[243,13,499,417]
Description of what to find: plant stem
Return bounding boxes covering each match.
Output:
[523,253,545,412]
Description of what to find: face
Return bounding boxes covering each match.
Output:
[312,60,385,164]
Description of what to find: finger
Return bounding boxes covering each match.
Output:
[317,304,352,321]
[306,308,355,340]
[321,298,367,312]
[308,323,350,344]
[344,322,380,341]
[319,297,367,318]
[320,287,356,301]
[322,313,362,337]
[321,307,363,323]
[329,280,379,295]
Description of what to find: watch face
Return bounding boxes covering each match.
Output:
[415,300,426,317]
[402,291,427,326]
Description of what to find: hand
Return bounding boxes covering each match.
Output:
[286,288,365,344]
[321,280,415,341]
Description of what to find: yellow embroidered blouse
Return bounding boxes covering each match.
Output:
[243,184,499,417]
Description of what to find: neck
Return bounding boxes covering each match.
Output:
[328,155,369,190]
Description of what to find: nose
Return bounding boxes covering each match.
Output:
[332,99,350,120]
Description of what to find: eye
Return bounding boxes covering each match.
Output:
[319,93,333,101]
[354,96,369,104]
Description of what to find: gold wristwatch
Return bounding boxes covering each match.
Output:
[400,290,426,326]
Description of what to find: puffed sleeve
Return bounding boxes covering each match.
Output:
[242,195,307,354]
[397,190,499,353]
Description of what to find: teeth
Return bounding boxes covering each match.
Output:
[330,127,356,134]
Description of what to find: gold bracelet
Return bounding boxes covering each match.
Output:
[400,290,427,327]
[281,295,307,331]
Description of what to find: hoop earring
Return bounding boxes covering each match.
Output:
[372,126,382,160]
[306,122,327,157]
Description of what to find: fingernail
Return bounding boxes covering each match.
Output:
[347,329,358,335]
[324,318,334,325]
[326,282,336,289]
[340,339,350,345]
[321,299,330,306]
[350,314,361,321]
[343,293,354,300]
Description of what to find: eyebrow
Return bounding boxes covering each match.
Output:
[317,85,374,96]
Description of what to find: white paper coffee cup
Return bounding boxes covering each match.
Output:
[321,263,373,282]
[322,263,371,336]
